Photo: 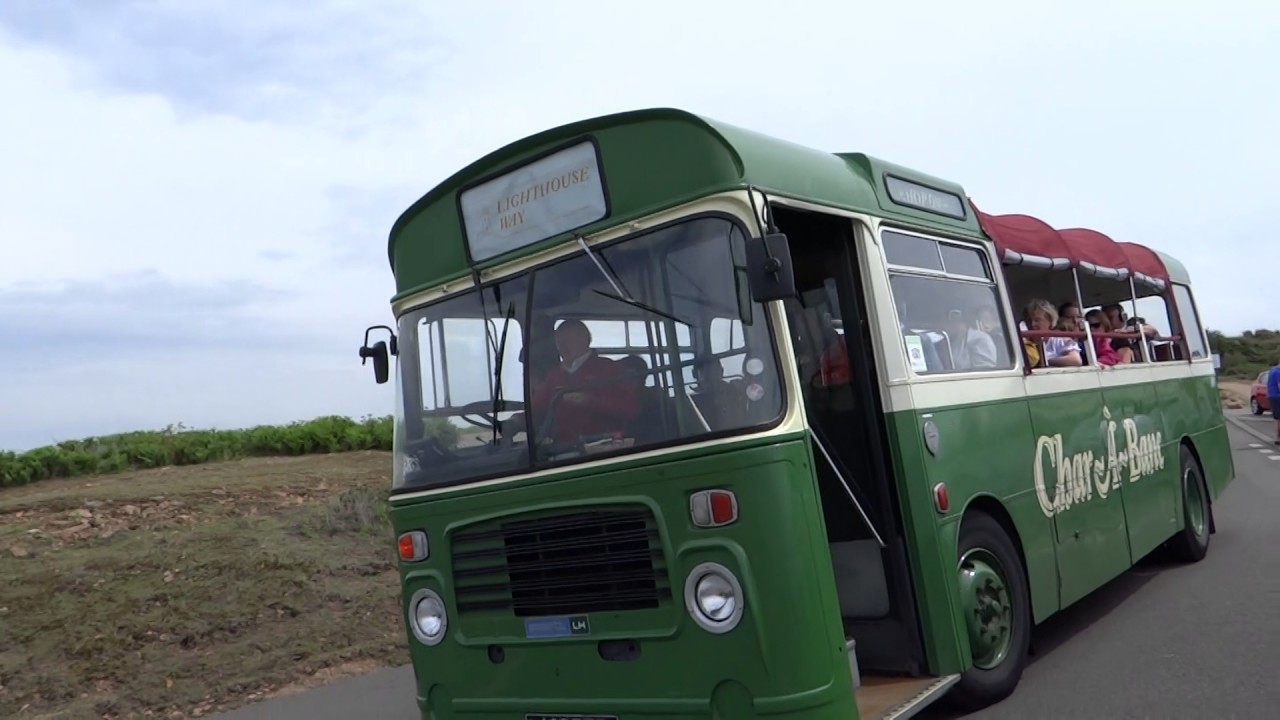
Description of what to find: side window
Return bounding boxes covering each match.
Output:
[883,230,1014,374]
[1171,283,1208,359]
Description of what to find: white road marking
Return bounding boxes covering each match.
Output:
[1249,443,1264,448]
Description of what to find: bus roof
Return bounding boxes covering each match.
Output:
[386,106,1192,299]
[387,107,981,298]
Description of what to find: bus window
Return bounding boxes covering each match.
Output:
[883,230,1014,374]
[1171,284,1209,359]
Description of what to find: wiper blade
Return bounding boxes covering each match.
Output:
[489,296,516,445]
[575,235,693,327]
[589,289,691,327]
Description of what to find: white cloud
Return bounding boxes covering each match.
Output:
[1,0,1276,450]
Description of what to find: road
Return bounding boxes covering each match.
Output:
[215,414,1279,720]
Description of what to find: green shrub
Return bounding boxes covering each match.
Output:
[0,414,396,488]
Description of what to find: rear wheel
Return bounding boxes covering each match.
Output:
[1252,397,1262,415]
[947,511,1031,712]
[1167,444,1212,563]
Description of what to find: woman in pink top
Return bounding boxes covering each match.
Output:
[1085,309,1131,366]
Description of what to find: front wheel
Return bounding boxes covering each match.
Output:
[1252,397,1262,415]
[947,511,1031,712]
[1167,445,1212,563]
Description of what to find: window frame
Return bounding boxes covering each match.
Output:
[878,225,1019,377]
[390,209,791,495]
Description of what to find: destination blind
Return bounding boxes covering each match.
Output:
[458,140,609,262]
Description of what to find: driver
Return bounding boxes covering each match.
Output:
[528,319,639,444]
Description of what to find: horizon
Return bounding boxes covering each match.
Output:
[3,0,1276,452]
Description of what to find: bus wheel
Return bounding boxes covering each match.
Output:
[1167,445,1211,563]
[949,511,1030,711]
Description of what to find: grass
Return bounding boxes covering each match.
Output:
[0,450,408,720]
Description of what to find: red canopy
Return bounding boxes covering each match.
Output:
[1116,241,1169,285]
[1057,228,1129,279]
[972,208,1074,269]
[967,197,1168,289]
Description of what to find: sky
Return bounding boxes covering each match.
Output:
[1,0,1275,451]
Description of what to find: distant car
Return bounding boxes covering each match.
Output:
[1251,370,1274,416]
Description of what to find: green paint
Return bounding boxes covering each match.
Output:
[387,108,981,298]
[375,107,1236,719]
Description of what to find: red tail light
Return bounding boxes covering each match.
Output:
[690,489,738,528]
[933,483,949,514]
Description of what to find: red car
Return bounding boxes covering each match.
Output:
[1251,370,1274,416]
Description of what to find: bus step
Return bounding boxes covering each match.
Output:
[855,674,960,720]
[845,636,860,688]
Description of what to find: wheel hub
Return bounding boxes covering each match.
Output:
[1184,468,1206,537]
[958,549,1013,670]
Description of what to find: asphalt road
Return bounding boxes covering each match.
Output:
[215,416,1279,720]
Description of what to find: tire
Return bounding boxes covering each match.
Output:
[1167,445,1212,563]
[1252,397,1262,415]
[946,511,1032,712]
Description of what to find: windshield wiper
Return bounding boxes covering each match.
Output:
[575,235,693,327]
[487,289,517,446]
[589,289,691,327]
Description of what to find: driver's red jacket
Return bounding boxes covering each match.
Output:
[530,354,640,443]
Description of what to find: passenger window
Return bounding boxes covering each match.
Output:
[884,232,945,272]
[1171,284,1208,359]
[883,230,1013,374]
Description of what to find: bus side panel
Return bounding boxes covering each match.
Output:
[1025,375,1134,610]
[1101,370,1179,564]
[1160,368,1236,501]
[882,408,966,677]
[886,390,1058,678]
[905,392,1060,627]
[1195,420,1235,502]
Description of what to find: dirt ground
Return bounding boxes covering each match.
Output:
[1218,379,1252,410]
[0,382,1254,718]
[0,451,408,720]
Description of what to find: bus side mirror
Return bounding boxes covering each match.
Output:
[745,232,796,303]
[359,324,398,385]
[359,341,390,384]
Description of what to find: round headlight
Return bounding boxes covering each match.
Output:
[696,573,738,621]
[684,562,745,633]
[409,589,447,646]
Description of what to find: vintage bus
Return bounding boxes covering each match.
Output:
[358,108,1235,719]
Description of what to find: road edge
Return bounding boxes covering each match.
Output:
[1223,410,1277,446]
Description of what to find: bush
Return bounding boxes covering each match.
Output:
[0,415,395,488]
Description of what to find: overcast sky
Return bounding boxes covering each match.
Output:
[1,0,1274,451]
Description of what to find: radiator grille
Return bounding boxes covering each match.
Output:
[450,507,671,617]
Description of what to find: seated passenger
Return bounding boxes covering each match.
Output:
[1085,309,1133,366]
[1023,299,1082,367]
[974,304,1009,365]
[528,319,639,444]
[1058,301,1085,333]
[943,308,998,370]
[692,357,745,428]
[1101,303,1156,361]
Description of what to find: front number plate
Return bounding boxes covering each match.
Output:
[526,715,618,720]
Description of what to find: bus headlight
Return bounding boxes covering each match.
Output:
[409,589,448,646]
[684,562,744,633]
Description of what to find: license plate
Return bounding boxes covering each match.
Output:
[525,715,618,720]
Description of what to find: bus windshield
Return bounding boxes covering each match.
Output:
[391,214,785,492]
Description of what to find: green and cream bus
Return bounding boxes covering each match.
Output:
[358,108,1234,719]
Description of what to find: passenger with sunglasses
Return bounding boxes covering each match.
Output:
[1085,309,1133,366]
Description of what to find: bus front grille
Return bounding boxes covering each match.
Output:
[450,506,671,617]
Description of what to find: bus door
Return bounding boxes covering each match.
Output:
[773,205,926,675]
